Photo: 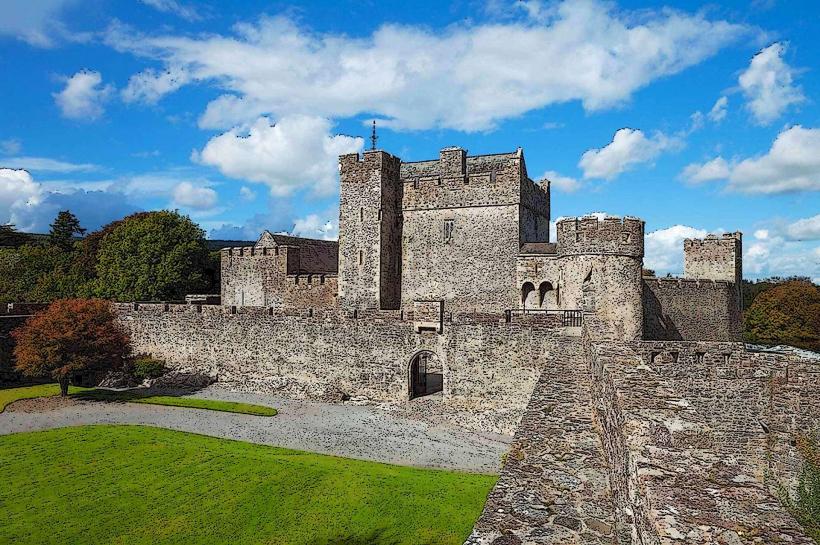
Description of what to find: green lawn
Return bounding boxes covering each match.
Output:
[0,383,92,413]
[0,384,276,416]
[75,389,278,416]
[0,425,496,545]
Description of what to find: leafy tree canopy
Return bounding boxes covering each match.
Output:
[93,210,210,301]
[12,299,130,395]
[744,280,820,352]
[0,224,29,248]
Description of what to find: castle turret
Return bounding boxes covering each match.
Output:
[337,150,403,309]
[684,232,742,286]
[556,216,645,340]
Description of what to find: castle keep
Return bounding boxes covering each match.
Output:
[117,146,818,544]
[220,147,742,342]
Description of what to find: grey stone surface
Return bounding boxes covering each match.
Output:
[0,385,511,473]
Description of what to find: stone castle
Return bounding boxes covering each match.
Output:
[219,147,742,342]
[116,146,818,544]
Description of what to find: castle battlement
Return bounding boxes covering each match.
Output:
[643,277,733,289]
[556,215,644,257]
[683,231,742,285]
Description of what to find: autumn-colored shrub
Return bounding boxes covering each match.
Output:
[12,299,130,395]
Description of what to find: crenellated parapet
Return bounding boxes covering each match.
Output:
[684,232,742,286]
[556,215,644,258]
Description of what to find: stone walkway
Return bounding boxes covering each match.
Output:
[0,385,511,473]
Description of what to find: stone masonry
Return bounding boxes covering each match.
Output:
[112,144,818,543]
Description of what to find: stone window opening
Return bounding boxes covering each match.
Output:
[538,281,557,308]
[670,351,679,363]
[295,276,300,285]
[722,353,730,365]
[696,352,705,364]
[359,207,364,222]
[443,219,454,243]
[358,250,363,265]
[521,282,536,309]
[650,351,659,363]
[320,275,325,285]
[378,208,382,220]
[307,275,313,285]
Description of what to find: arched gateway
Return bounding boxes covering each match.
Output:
[408,351,443,399]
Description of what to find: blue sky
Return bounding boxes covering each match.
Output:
[0,0,818,280]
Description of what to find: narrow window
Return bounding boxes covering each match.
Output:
[722,353,730,365]
[670,351,679,363]
[359,207,364,222]
[307,275,312,285]
[320,275,325,285]
[378,208,382,220]
[443,219,454,243]
[696,352,705,365]
[358,250,363,265]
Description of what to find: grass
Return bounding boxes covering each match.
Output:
[0,384,276,416]
[75,389,278,416]
[0,425,496,545]
[0,383,92,413]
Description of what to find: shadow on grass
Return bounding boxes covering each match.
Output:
[71,387,199,403]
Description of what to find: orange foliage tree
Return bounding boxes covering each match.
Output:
[12,299,130,395]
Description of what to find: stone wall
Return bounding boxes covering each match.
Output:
[636,340,820,485]
[220,246,337,309]
[643,277,742,341]
[115,303,574,434]
[684,232,742,285]
[582,321,813,544]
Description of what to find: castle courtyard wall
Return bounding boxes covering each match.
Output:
[114,304,574,434]
[642,277,742,341]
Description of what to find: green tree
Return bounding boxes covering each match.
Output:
[49,210,86,251]
[13,299,130,395]
[781,435,820,542]
[0,224,29,248]
[744,280,820,352]
[93,211,210,301]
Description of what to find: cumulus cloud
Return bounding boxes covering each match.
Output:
[171,181,217,210]
[198,115,363,196]
[292,214,338,240]
[122,66,190,104]
[53,70,113,120]
[579,128,681,180]
[681,156,730,183]
[739,42,804,125]
[106,1,748,131]
[644,224,709,274]
[140,0,201,21]
[785,214,820,241]
[541,170,580,192]
[681,125,820,193]
[0,168,43,228]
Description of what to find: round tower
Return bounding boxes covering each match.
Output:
[556,215,645,339]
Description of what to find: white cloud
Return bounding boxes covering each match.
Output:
[291,214,338,240]
[53,70,113,121]
[0,139,22,155]
[644,224,708,274]
[122,66,191,104]
[738,42,804,125]
[239,186,256,201]
[785,214,820,241]
[140,0,201,21]
[198,115,363,196]
[579,128,680,180]
[0,156,97,172]
[171,181,217,210]
[679,126,820,193]
[107,1,748,131]
[0,168,43,229]
[0,0,80,47]
[541,170,580,192]
[708,96,728,122]
[681,156,730,183]
[753,229,769,240]
[744,231,819,278]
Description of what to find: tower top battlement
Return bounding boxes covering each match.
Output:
[556,215,644,258]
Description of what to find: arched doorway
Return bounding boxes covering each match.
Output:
[409,351,443,399]
[521,282,537,309]
[539,281,558,308]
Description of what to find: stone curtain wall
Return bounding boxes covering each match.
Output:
[581,322,813,544]
[643,277,742,341]
[636,340,820,485]
[114,304,571,434]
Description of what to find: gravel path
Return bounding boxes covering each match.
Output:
[0,385,511,473]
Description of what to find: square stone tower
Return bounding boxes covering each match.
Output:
[337,150,403,310]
